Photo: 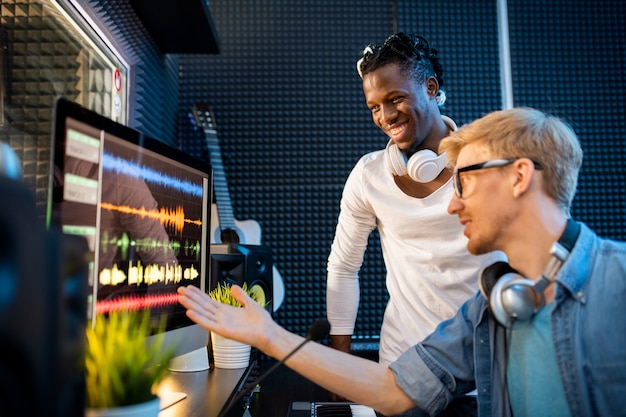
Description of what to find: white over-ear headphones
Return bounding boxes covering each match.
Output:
[385,141,447,183]
[384,115,456,183]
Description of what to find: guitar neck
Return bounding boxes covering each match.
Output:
[203,129,237,231]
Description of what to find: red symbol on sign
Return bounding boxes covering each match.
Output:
[114,69,122,92]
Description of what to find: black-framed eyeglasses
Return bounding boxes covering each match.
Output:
[452,158,543,198]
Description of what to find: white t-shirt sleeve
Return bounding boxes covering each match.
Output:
[326,157,377,335]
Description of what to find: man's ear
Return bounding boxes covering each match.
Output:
[426,77,439,98]
[511,158,536,198]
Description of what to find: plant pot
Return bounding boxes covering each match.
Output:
[211,332,251,369]
[85,397,160,417]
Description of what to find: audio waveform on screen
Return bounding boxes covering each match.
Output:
[102,153,203,197]
[95,292,180,314]
[100,230,132,260]
[100,202,202,235]
[100,231,201,260]
[99,262,199,286]
[169,238,202,259]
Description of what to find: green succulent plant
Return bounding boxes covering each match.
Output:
[84,310,176,409]
[209,282,268,307]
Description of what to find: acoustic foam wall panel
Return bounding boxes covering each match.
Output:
[1,0,181,218]
[179,0,624,344]
[178,0,501,342]
[179,0,394,340]
[83,0,180,147]
[508,0,626,241]
[396,0,502,124]
[1,1,82,217]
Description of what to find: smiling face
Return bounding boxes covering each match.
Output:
[362,63,440,153]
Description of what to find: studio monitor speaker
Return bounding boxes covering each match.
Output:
[0,176,89,417]
[210,243,274,313]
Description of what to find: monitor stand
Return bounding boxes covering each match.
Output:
[158,346,211,410]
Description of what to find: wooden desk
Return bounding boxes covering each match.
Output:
[157,362,255,417]
[154,351,377,417]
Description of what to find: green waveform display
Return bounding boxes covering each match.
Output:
[101,231,202,260]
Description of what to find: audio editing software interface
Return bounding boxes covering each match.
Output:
[52,107,211,329]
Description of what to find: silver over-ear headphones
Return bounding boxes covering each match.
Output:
[385,140,447,183]
[479,219,581,328]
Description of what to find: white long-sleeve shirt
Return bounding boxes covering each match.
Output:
[326,146,505,366]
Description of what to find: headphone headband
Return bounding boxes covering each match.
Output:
[539,218,581,287]
[481,218,581,328]
[555,218,581,254]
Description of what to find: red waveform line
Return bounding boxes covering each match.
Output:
[96,292,180,314]
[100,202,202,234]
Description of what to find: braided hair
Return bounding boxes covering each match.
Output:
[357,33,446,106]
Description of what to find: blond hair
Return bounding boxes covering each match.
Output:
[440,108,583,214]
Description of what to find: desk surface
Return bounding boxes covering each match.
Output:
[157,365,251,417]
[154,358,328,417]
[155,352,377,417]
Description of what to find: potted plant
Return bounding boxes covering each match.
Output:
[84,310,176,417]
[208,282,267,369]
[208,281,267,307]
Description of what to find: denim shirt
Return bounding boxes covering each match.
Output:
[390,223,626,417]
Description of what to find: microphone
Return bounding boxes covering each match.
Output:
[217,318,330,417]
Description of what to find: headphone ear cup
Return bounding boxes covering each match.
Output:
[490,275,538,328]
[385,141,408,176]
[480,262,539,327]
[384,140,447,182]
[479,261,515,300]
[406,150,447,183]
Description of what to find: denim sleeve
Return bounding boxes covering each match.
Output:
[390,345,452,417]
[389,295,481,416]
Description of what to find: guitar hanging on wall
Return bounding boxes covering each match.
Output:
[192,103,284,311]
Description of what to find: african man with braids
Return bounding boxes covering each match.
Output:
[325,33,505,416]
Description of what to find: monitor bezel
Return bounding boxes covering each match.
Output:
[49,97,212,371]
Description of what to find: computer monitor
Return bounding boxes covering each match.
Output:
[48,98,212,376]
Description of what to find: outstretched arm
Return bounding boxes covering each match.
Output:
[178,285,416,416]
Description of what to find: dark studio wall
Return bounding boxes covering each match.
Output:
[0,0,182,217]
[178,1,399,340]
[2,0,624,344]
[507,0,626,240]
[62,0,183,146]
[177,0,626,341]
